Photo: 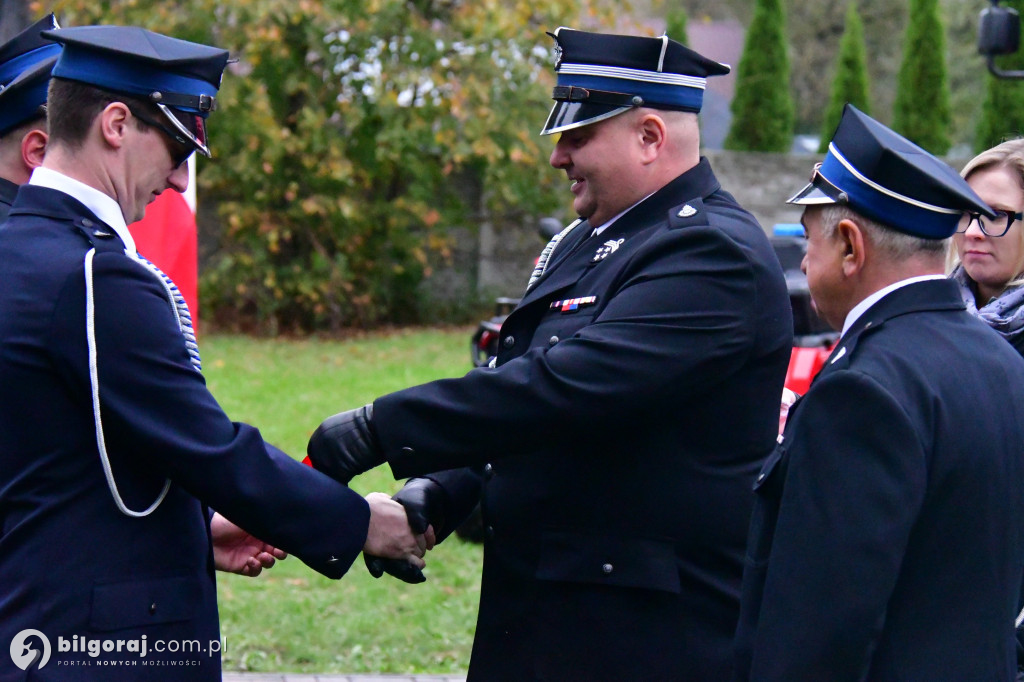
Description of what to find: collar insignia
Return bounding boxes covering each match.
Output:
[592,238,624,262]
[678,204,697,218]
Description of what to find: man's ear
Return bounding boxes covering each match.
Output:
[99,102,132,151]
[21,128,47,171]
[637,113,667,163]
[835,217,866,278]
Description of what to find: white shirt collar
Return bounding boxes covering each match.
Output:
[591,193,655,237]
[29,167,136,255]
[840,274,946,338]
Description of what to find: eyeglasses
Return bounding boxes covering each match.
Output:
[956,210,1024,237]
[126,105,195,169]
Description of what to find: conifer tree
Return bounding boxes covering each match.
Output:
[892,0,951,154]
[975,0,1024,151]
[819,3,871,153]
[666,7,689,46]
[724,0,794,152]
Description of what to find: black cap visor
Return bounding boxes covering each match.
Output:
[157,102,210,157]
[786,164,848,206]
[540,100,630,136]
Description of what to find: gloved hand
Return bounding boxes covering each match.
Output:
[364,477,446,584]
[306,404,385,485]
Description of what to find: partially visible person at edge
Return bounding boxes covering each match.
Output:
[947,138,1024,679]
[948,138,1024,357]
[0,18,298,582]
[0,25,424,682]
[305,27,793,682]
[733,104,1024,681]
[0,15,59,221]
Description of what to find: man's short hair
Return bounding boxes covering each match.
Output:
[46,77,154,149]
[820,205,948,258]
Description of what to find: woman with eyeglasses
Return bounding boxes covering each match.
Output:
[948,138,1024,358]
[949,138,1024,681]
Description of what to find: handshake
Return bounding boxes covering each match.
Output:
[306,404,445,584]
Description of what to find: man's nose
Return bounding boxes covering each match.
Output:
[168,162,189,194]
[549,140,569,169]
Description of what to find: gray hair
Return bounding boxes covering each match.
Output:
[820,205,948,258]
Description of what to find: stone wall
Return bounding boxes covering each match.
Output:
[464,150,826,301]
[703,150,822,232]
[461,148,976,301]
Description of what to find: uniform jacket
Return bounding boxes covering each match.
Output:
[374,158,794,681]
[733,279,1024,681]
[0,186,370,682]
[0,176,17,222]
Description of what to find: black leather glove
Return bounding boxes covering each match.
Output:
[306,404,385,485]
[364,477,447,584]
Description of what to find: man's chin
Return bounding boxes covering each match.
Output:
[574,205,598,226]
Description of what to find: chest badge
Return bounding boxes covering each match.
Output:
[592,238,624,262]
[550,295,597,313]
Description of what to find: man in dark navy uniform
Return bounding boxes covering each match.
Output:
[0,15,59,221]
[732,105,1024,681]
[0,26,424,682]
[306,28,793,681]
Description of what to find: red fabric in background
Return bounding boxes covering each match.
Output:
[127,189,199,333]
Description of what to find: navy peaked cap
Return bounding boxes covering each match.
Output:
[540,27,730,135]
[0,14,60,85]
[42,26,228,114]
[42,26,229,157]
[788,104,994,239]
[0,14,60,136]
[0,55,58,136]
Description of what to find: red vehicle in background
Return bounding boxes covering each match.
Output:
[769,225,838,395]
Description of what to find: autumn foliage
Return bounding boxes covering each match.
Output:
[54,0,614,332]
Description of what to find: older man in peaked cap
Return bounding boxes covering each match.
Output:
[0,26,424,681]
[732,104,1024,681]
[305,27,793,681]
[0,14,60,220]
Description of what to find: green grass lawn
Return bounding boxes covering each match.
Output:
[201,328,482,674]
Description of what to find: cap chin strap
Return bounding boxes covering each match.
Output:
[149,90,215,113]
[552,85,645,108]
